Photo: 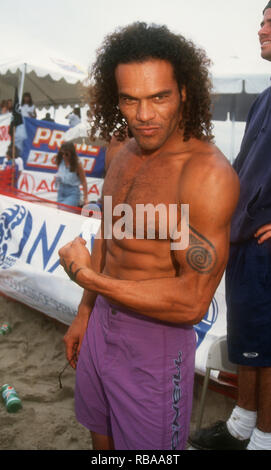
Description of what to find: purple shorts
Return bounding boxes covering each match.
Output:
[75,295,196,450]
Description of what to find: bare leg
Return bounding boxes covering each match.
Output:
[91,431,115,450]
[237,365,258,411]
[257,367,271,432]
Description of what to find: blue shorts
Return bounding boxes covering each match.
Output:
[226,238,271,366]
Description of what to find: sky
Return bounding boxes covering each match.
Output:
[0,0,270,73]
[0,0,270,158]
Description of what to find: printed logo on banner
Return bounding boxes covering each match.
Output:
[194,297,219,348]
[0,204,33,270]
[18,172,101,198]
[0,203,65,273]
[22,118,106,178]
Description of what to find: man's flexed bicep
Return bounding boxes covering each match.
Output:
[172,156,240,323]
[185,225,218,275]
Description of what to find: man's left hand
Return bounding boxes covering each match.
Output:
[254,224,271,244]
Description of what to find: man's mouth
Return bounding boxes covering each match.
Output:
[134,127,160,136]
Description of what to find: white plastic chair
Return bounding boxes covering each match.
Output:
[196,336,237,431]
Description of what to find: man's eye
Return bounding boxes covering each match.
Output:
[153,95,167,102]
[122,97,136,104]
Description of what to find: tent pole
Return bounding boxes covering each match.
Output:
[230,112,236,164]
[11,126,16,188]
[230,94,237,164]
[18,63,27,104]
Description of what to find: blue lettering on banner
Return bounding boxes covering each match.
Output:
[26,221,65,269]
[10,211,33,258]
[46,233,94,272]
[0,205,32,269]
[194,297,218,348]
[0,203,98,275]
[47,258,60,273]
[0,275,77,321]
[0,204,68,273]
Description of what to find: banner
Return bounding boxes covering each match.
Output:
[0,193,228,374]
[194,278,227,375]
[17,171,103,202]
[0,113,11,157]
[22,117,106,177]
[0,194,100,325]
[0,116,105,201]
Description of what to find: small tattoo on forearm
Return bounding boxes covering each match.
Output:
[62,260,83,282]
[186,226,217,274]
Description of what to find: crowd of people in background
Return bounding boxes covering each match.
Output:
[66,106,81,127]
[0,98,13,114]
[1,143,24,188]
[1,92,81,124]
[0,91,86,206]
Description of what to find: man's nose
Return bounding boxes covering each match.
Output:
[136,100,155,122]
[258,22,268,37]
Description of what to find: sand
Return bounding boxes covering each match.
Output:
[0,294,91,450]
[0,294,235,451]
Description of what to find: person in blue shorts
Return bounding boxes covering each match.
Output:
[55,142,88,207]
[189,1,271,451]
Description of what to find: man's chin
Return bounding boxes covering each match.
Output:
[261,50,271,62]
[133,135,164,153]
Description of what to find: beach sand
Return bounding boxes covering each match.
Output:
[0,294,91,450]
[0,294,234,451]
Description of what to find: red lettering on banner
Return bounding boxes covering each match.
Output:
[75,143,100,156]
[84,158,96,173]
[27,150,57,170]
[48,130,64,150]
[33,152,42,162]
[88,184,99,196]
[51,178,57,192]
[33,128,51,147]
[18,173,35,193]
[36,180,49,192]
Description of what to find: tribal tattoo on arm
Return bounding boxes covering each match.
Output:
[186,226,218,274]
[62,260,83,282]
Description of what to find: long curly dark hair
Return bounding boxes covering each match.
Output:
[88,22,214,143]
[55,142,79,173]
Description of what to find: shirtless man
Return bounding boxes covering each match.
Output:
[58,22,239,450]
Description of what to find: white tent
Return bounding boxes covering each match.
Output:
[211,56,271,122]
[211,56,271,95]
[207,56,271,160]
[0,55,88,109]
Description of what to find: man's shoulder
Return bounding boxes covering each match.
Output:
[105,135,133,170]
[184,140,236,180]
[180,140,239,207]
[245,86,271,121]
[258,86,271,101]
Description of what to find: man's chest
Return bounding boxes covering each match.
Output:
[103,155,181,208]
[102,154,184,239]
